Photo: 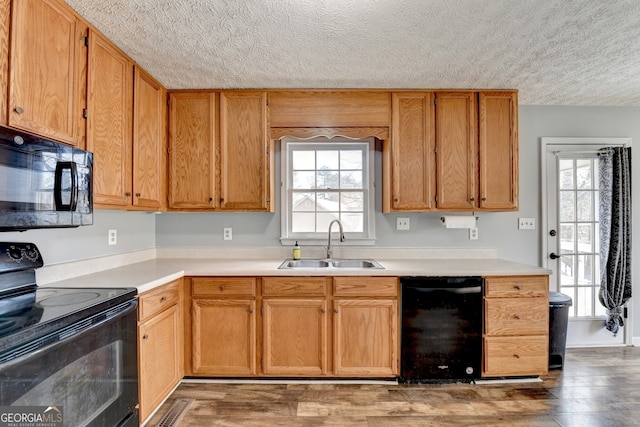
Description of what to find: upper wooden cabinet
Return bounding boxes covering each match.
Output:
[132,67,166,210]
[386,92,436,211]
[435,92,478,210]
[168,91,217,209]
[87,29,133,207]
[3,0,87,145]
[219,91,272,211]
[386,90,518,212]
[479,91,519,210]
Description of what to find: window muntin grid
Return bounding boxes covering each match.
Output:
[557,157,605,318]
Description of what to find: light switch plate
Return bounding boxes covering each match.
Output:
[518,218,536,230]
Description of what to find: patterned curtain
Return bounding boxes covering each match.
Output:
[598,146,632,335]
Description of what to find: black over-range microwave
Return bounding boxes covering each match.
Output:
[0,126,93,231]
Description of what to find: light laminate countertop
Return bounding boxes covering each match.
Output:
[42,257,551,294]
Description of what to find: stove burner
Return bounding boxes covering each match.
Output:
[39,292,102,307]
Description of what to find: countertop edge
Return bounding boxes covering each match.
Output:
[40,258,552,293]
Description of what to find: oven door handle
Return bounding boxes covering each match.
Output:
[54,161,78,211]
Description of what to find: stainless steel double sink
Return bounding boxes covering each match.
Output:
[278,258,384,269]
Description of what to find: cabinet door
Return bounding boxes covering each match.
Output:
[219,91,271,211]
[87,29,133,207]
[389,92,435,211]
[333,299,398,377]
[139,305,182,422]
[133,67,166,209]
[262,299,327,376]
[191,298,256,376]
[8,0,85,145]
[435,92,478,210]
[168,92,216,209]
[479,91,518,210]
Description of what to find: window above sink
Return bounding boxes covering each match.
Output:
[279,137,376,246]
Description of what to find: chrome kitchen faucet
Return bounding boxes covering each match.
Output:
[326,219,345,259]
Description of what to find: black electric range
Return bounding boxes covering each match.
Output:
[0,242,136,358]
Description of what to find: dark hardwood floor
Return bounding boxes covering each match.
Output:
[147,347,640,426]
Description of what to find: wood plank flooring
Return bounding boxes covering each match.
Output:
[147,347,640,426]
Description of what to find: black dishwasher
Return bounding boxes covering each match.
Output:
[400,277,483,382]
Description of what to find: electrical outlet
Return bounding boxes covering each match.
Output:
[469,227,478,240]
[223,227,233,240]
[108,229,117,245]
[397,217,410,230]
[518,218,536,230]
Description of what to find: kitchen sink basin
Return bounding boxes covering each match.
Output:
[278,258,384,269]
[330,259,383,269]
[279,259,330,269]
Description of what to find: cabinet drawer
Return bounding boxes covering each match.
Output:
[485,275,548,298]
[138,280,180,322]
[192,278,256,297]
[262,277,328,297]
[483,336,548,377]
[333,277,398,297]
[485,298,548,336]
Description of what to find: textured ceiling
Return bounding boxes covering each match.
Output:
[64,0,640,106]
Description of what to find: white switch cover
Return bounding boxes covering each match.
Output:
[518,218,536,230]
[397,218,410,230]
[223,227,233,240]
[108,229,117,245]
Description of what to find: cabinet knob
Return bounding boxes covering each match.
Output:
[143,334,149,340]
[125,192,131,197]
[334,309,339,314]
[249,308,254,314]
[14,106,24,114]
[209,197,213,202]
[514,314,521,320]
[514,285,521,290]
[514,354,520,359]
[135,193,141,197]
[470,197,475,201]
[482,197,487,201]
[321,309,326,314]
[220,285,226,291]
[160,296,167,302]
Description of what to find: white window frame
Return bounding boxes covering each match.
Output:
[280,137,376,246]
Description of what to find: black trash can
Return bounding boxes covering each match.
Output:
[549,292,572,369]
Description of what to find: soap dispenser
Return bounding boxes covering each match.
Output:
[293,241,301,260]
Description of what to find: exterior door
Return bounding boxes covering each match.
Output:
[543,138,630,346]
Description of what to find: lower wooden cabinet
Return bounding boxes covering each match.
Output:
[186,276,399,378]
[189,278,257,376]
[263,298,327,375]
[482,275,549,377]
[333,299,397,376]
[138,279,183,423]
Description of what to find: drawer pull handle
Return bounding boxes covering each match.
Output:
[143,334,149,340]
[514,354,520,359]
[514,314,521,320]
[160,296,167,302]
[514,285,521,290]
[220,285,226,291]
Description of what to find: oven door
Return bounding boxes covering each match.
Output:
[0,299,138,427]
